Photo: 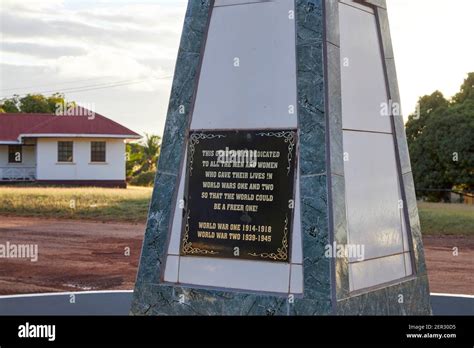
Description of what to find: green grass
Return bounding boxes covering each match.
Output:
[0,187,472,235]
[418,202,474,236]
[0,186,153,223]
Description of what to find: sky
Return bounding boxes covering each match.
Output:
[0,0,473,136]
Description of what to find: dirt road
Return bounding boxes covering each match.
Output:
[0,217,472,295]
[423,235,473,295]
[0,217,144,295]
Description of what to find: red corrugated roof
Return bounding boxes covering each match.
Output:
[0,109,140,142]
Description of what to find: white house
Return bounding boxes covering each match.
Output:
[0,111,140,188]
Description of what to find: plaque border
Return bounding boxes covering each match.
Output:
[180,128,298,264]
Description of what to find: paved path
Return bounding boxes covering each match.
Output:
[0,291,472,316]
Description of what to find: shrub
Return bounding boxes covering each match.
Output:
[129,171,156,187]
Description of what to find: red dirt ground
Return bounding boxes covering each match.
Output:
[0,217,144,295]
[0,217,472,295]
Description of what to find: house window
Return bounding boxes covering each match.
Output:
[91,141,106,162]
[58,141,73,162]
[8,145,22,163]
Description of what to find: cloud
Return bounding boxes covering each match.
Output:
[1,11,175,47]
[55,47,160,80]
[0,0,65,14]
[0,0,186,94]
[1,41,87,58]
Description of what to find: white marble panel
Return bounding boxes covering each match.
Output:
[167,152,187,255]
[349,253,406,291]
[178,257,291,293]
[163,255,180,283]
[291,169,302,264]
[404,252,413,277]
[397,180,411,252]
[340,2,392,133]
[191,0,297,130]
[290,264,304,294]
[343,131,404,261]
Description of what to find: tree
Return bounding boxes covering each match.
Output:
[0,93,73,114]
[405,91,448,144]
[0,96,21,113]
[126,133,161,185]
[406,73,474,201]
[140,133,161,172]
[126,143,145,178]
[453,72,474,104]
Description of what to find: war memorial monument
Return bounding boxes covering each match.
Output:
[131,0,431,315]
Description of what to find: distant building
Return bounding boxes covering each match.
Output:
[0,110,140,188]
